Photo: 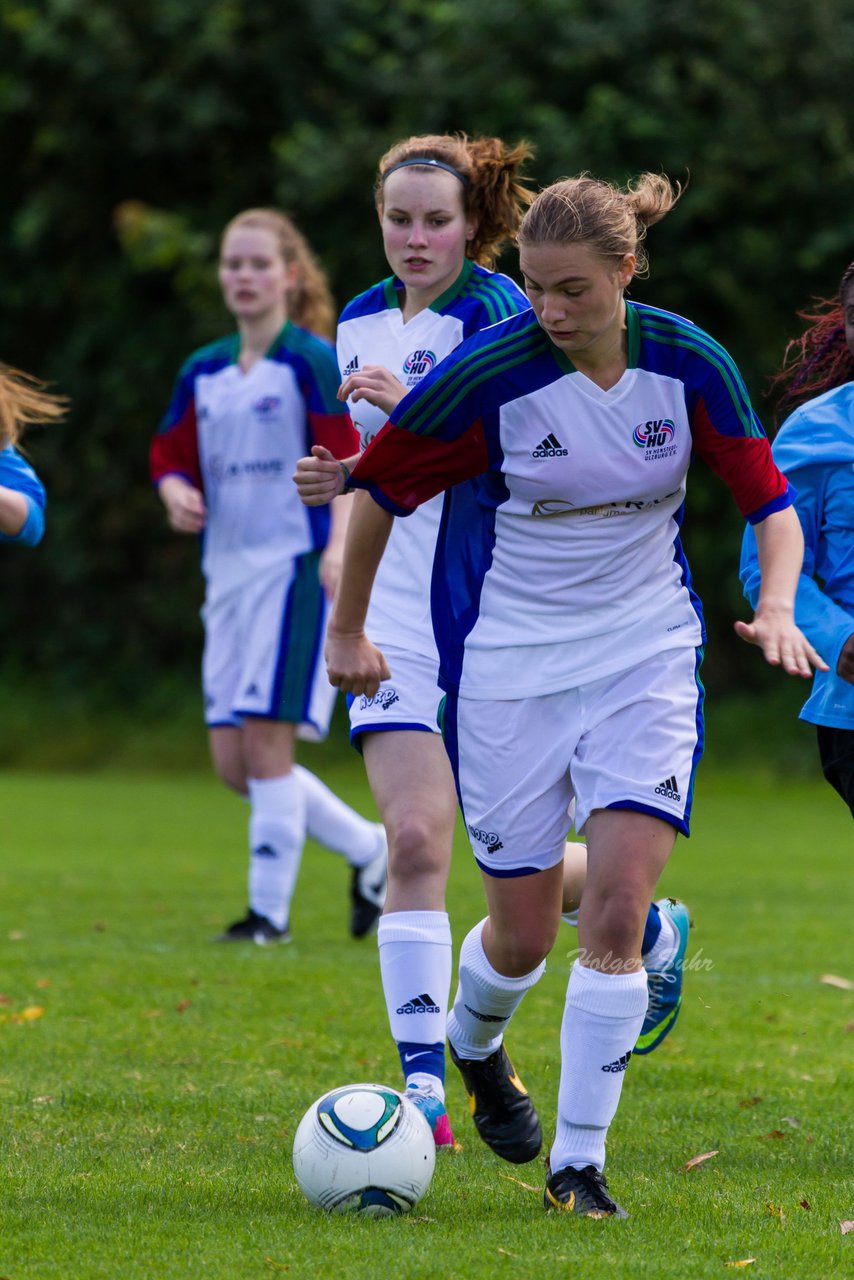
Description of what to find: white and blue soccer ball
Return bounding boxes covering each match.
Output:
[292,1083,435,1216]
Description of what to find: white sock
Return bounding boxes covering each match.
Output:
[380,911,452,1099]
[446,919,545,1061]
[292,764,381,867]
[551,961,648,1174]
[642,909,679,969]
[247,773,306,930]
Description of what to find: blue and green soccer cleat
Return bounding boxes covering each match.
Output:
[406,1085,457,1149]
[635,898,691,1055]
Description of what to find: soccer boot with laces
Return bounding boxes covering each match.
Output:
[448,1041,542,1163]
[215,909,291,945]
[544,1164,628,1219]
[406,1085,457,1150]
[635,897,691,1055]
[349,827,388,938]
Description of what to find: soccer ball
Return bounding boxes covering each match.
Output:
[292,1083,436,1216]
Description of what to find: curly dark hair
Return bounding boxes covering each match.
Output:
[768,260,854,426]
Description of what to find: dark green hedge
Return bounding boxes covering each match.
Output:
[2,0,852,703]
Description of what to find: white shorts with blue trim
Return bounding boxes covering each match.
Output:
[348,644,443,744]
[202,553,336,742]
[445,646,704,877]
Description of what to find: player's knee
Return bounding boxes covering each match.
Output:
[213,760,247,796]
[385,811,449,884]
[485,913,556,976]
[587,885,648,953]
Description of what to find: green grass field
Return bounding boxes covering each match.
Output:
[0,763,851,1279]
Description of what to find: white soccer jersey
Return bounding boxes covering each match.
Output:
[336,260,529,656]
[151,323,358,604]
[351,303,793,699]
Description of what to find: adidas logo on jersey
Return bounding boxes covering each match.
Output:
[342,356,360,376]
[397,992,441,1015]
[654,775,682,801]
[532,433,568,458]
[601,1051,632,1074]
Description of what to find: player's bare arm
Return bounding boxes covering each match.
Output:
[325,491,393,697]
[319,494,352,600]
[157,474,207,534]
[0,485,30,537]
[734,505,828,677]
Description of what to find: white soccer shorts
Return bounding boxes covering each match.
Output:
[202,552,336,742]
[347,644,444,745]
[443,645,704,876]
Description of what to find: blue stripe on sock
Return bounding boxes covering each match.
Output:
[397,1040,446,1086]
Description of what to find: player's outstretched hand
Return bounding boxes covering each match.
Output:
[293,446,348,506]
[325,628,390,698]
[159,475,207,534]
[734,603,828,678]
[338,365,407,416]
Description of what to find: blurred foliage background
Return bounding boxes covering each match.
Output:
[2,0,852,766]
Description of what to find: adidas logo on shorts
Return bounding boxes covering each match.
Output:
[342,356,360,376]
[654,775,682,801]
[532,432,568,458]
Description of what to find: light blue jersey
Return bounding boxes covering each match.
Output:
[0,444,46,546]
[740,381,854,728]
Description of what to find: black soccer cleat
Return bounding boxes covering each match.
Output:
[544,1164,628,1219]
[215,909,291,945]
[349,833,388,938]
[448,1041,542,1164]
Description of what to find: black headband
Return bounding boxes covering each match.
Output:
[381,157,470,188]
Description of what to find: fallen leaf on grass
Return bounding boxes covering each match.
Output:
[8,931,25,942]
[819,974,853,990]
[498,1173,540,1192]
[799,1199,811,1210]
[766,1202,785,1222]
[35,978,51,989]
[12,1006,44,1023]
[682,1149,719,1171]
[175,999,192,1013]
[498,1248,518,1258]
[32,1095,55,1105]
[264,1261,289,1272]
[0,995,10,1006]
[841,1221,854,1235]
[845,1022,854,1034]
[724,1261,756,1269]
[780,1116,800,1128]
[739,1096,762,1108]
[757,1130,786,1141]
